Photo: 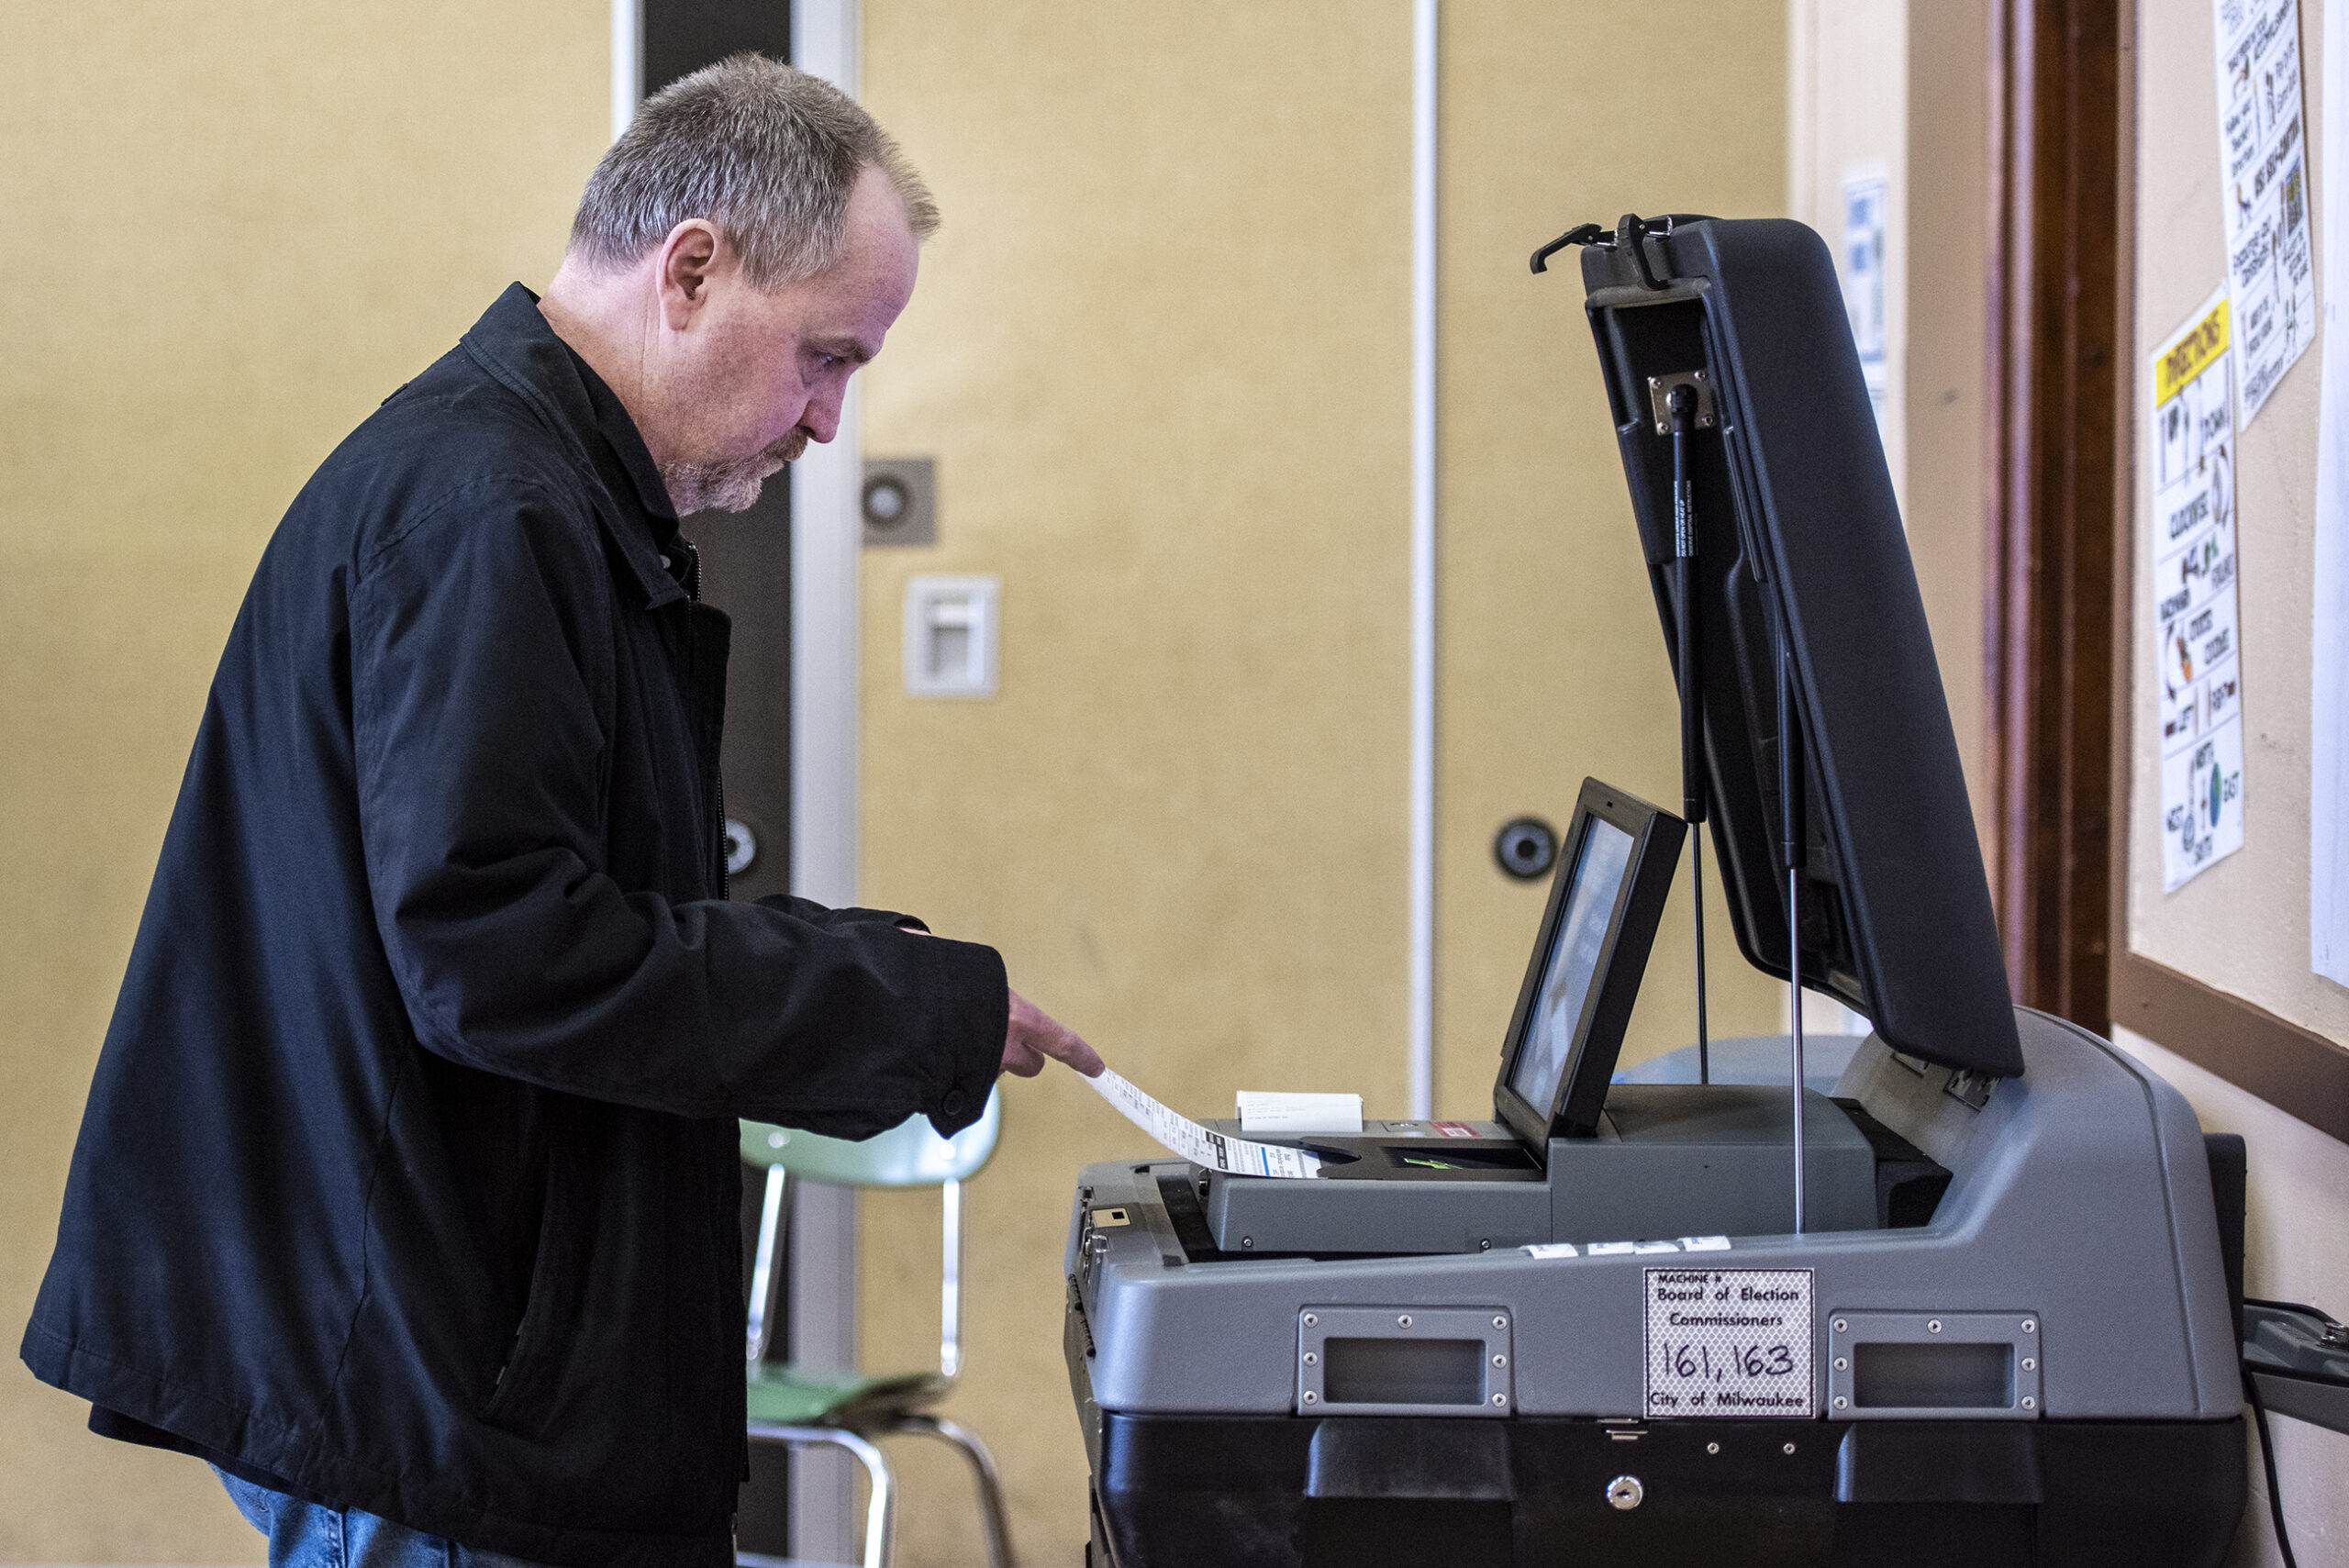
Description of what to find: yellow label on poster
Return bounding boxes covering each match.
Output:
[2156,294,2231,408]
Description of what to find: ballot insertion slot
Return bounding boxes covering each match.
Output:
[1297,1306,1513,1418]
[1827,1310,2043,1419]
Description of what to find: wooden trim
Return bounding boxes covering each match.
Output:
[2111,954,2349,1144]
[2106,0,2349,1145]
[1984,0,2123,1037]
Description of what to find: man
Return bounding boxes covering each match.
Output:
[21,56,1097,1568]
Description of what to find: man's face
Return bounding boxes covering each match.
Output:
[657,165,919,514]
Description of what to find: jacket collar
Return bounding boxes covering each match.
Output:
[459,284,686,608]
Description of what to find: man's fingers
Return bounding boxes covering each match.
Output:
[911,945,1098,1080]
[1036,1023,1105,1077]
[1004,988,1106,1079]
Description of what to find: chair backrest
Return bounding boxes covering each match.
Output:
[740,1090,1001,1188]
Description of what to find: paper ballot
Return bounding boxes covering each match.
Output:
[1086,1068,1322,1179]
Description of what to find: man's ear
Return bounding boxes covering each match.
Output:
[655,220,725,331]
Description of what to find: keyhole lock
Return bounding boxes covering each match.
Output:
[1606,1475,1644,1511]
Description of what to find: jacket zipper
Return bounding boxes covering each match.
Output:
[679,540,729,901]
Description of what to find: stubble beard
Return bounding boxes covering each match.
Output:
[662,425,813,516]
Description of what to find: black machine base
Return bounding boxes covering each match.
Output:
[1079,1409,2243,1568]
[1070,1302,2243,1568]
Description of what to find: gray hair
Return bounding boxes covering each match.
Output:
[569,53,939,288]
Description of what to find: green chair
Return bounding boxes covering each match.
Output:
[737,1093,1014,1568]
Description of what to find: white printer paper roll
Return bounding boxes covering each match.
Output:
[1085,1068,1322,1179]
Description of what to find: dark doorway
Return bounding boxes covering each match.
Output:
[644,0,793,99]
[635,1,798,1551]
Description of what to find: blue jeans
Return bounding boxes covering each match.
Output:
[215,1467,556,1568]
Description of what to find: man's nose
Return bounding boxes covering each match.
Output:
[799,384,844,444]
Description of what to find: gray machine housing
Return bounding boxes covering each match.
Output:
[1197,1085,1877,1256]
[1073,1013,2239,1425]
[1063,216,2250,1566]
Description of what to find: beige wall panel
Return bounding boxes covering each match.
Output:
[2130,0,2349,1039]
[0,3,607,1560]
[1789,0,1993,852]
[1904,0,1994,851]
[855,6,1411,1564]
[1432,0,1789,1119]
[2117,1030,2349,1562]
[1788,0,1909,498]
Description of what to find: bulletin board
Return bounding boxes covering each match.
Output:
[2115,0,2349,1140]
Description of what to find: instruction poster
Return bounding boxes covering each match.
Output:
[2212,0,2315,420]
[2152,288,2247,890]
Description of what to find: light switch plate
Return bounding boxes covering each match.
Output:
[903,574,998,697]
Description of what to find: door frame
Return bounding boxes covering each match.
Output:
[609,0,866,1553]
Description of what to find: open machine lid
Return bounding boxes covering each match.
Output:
[1560,215,2021,1078]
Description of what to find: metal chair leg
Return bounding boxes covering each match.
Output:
[745,1424,895,1568]
[892,1413,1016,1568]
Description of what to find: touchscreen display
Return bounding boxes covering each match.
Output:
[1508,817,1635,1116]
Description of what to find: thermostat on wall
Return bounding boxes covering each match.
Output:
[903,575,998,697]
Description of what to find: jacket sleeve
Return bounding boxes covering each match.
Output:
[754,894,930,932]
[349,482,1007,1139]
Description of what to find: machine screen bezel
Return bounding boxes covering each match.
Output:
[1492,779,1686,1146]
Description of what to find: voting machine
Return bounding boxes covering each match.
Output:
[1062,217,2254,1567]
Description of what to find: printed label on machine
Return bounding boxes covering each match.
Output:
[1085,1067,1322,1178]
[1642,1268,1815,1418]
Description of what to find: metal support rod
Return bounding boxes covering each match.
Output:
[1694,837,1710,1084]
[1670,382,1709,1085]
[1788,865,1808,1235]
[940,1177,963,1381]
[746,1164,788,1365]
[899,1414,1018,1568]
[1777,638,1808,1234]
[746,1425,895,1568]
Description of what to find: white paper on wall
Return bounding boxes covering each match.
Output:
[1840,164,1890,442]
[2309,0,2349,983]
[2212,0,2317,421]
[2151,287,2248,891]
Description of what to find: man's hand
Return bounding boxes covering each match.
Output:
[1001,988,1104,1079]
[897,924,1103,1080]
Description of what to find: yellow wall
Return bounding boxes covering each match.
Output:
[4,5,1799,1564]
[1431,2,1789,1114]
[0,3,607,1560]
[853,8,1411,1563]
[854,5,1787,1563]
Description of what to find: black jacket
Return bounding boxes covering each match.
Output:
[21,285,1009,1566]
